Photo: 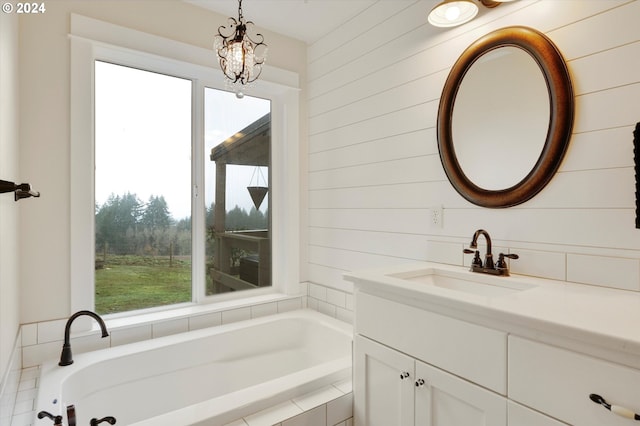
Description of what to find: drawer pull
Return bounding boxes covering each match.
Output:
[400,371,410,380]
[415,378,425,388]
[590,394,640,421]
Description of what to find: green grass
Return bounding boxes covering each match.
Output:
[95,255,192,314]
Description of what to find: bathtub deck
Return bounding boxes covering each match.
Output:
[223,377,353,426]
[5,366,352,426]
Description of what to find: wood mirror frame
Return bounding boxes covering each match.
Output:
[437,26,574,208]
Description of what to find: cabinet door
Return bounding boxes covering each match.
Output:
[354,336,415,426]
[414,360,507,426]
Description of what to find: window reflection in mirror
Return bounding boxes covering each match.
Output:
[205,88,271,295]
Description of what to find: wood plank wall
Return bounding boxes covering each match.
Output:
[306,0,640,293]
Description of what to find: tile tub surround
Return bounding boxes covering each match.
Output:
[20,295,306,369]
[6,285,352,424]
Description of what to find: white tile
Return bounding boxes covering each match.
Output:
[326,288,346,308]
[332,379,352,394]
[251,302,278,318]
[277,298,302,313]
[152,318,189,338]
[189,312,222,331]
[567,254,640,291]
[19,368,39,382]
[335,308,353,324]
[11,398,33,415]
[10,410,34,426]
[327,393,353,426]
[307,297,319,311]
[244,401,302,426]
[293,385,342,412]
[222,419,248,426]
[309,283,327,301]
[222,307,251,324]
[510,249,566,281]
[37,319,66,344]
[21,324,37,347]
[71,333,111,355]
[283,405,326,426]
[110,325,152,347]
[426,240,463,265]
[317,301,336,318]
[22,341,59,368]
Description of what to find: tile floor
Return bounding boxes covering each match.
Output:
[8,367,39,426]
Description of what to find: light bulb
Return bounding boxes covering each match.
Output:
[445,5,461,21]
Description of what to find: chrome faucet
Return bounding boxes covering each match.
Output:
[463,229,518,276]
[59,310,109,366]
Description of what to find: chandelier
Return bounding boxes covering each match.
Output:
[214,0,267,98]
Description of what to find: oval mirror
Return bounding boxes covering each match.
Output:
[438,26,574,208]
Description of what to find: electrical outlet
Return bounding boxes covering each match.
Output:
[430,205,443,228]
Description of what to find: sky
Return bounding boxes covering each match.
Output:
[94,61,270,221]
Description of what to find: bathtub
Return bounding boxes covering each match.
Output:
[36,309,352,426]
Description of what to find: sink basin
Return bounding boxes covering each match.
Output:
[389,269,536,297]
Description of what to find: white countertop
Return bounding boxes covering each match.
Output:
[345,262,640,363]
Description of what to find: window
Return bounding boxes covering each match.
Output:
[94,62,193,314]
[204,88,271,295]
[93,62,273,315]
[70,15,300,316]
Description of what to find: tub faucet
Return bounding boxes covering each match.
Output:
[59,310,109,366]
[463,229,518,276]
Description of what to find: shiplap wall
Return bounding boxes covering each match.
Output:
[306,0,640,294]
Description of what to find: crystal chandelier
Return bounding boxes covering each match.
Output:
[214,0,267,98]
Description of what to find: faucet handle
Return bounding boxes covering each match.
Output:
[463,248,482,268]
[496,253,519,269]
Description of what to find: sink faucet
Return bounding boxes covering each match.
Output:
[463,229,518,276]
[59,310,109,366]
[470,229,494,269]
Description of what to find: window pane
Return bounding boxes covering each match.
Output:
[205,88,271,295]
[94,61,192,314]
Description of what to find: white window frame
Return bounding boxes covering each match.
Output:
[69,14,301,315]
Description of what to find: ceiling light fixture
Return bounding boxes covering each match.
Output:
[214,0,267,98]
[428,0,513,28]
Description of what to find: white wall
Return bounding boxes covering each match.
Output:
[18,1,307,324]
[307,0,640,293]
[0,11,20,382]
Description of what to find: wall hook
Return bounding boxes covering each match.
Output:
[0,179,40,201]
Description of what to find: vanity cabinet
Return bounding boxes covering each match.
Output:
[354,335,507,426]
[349,262,640,426]
[509,336,640,426]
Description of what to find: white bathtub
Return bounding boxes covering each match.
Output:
[36,309,352,426]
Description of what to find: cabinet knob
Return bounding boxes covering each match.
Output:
[589,394,640,421]
[415,378,425,388]
[399,371,410,380]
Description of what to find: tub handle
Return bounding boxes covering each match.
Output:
[400,371,410,380]
[90,416,117,425]
[37,411,63,425]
